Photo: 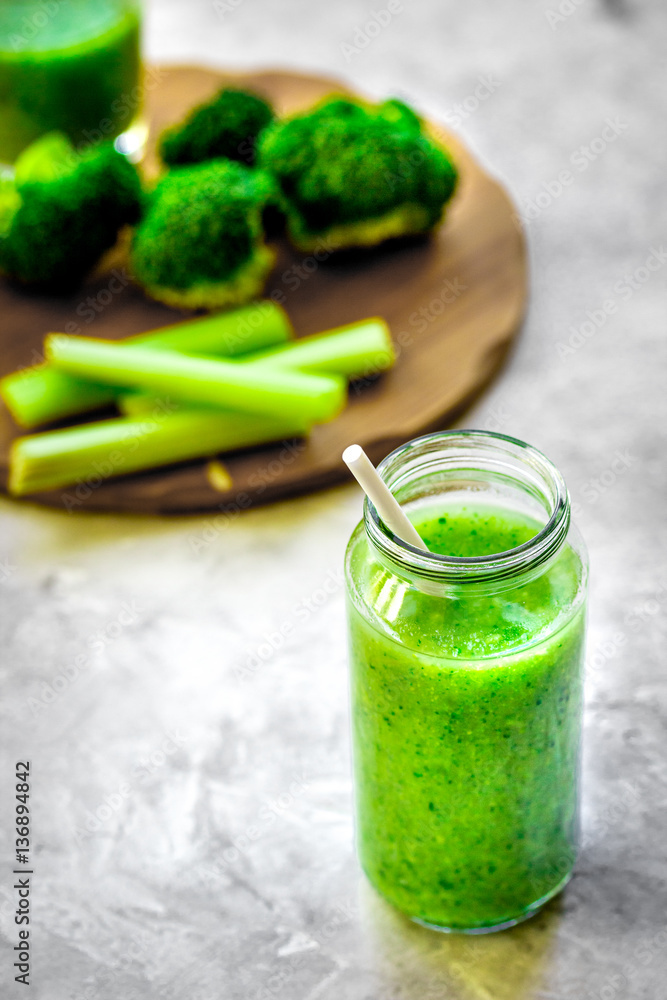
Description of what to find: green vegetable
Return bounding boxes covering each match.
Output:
[12,131,75,185]
[160,87,274,168]
[258,97,458,251]
[45,334,346,423]
[130,160,276,310]
[0,131,142,289]
[9,407,309,496]
[117,393,172,416]
[1,301,293,428]
[118,316,395,414]
[244,317,395,378]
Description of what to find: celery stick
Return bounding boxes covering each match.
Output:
[117,317,393,416]
[9,409,310,496]
[1,301,292,429]
[124,316,394,380]
[2,371,116,429]
[246,318,395,378]
[121,318,394,421]
[117,392,175,416]
[140,302,292,354]
[46,336,346,423]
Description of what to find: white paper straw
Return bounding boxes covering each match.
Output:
[343,444,428,550]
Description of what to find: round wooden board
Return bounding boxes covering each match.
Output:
[0,65,527,514]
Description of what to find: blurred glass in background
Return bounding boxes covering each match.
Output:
[0,0,142,163]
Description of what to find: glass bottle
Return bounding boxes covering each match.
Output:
[0,0,142,163]
[345,430,588,932]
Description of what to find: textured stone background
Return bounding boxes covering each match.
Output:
[1,0,666,997]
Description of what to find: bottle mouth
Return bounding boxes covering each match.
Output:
[363,430,571,591]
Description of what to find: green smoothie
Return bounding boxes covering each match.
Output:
[346,501,586,931]
[0,1,141,162]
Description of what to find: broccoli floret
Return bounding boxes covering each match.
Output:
[258,97,459,251]
[0,132,142,291]
[130,160,275,310]
[159,87,274,168]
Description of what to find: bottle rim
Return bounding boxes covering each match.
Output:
[363,430,571,587]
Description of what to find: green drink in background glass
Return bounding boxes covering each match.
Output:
[345,431,588,932]
[0,0,141,162]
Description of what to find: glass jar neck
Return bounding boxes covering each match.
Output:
[363,431,571,596]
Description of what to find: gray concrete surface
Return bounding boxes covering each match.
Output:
[2,0,667,997]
